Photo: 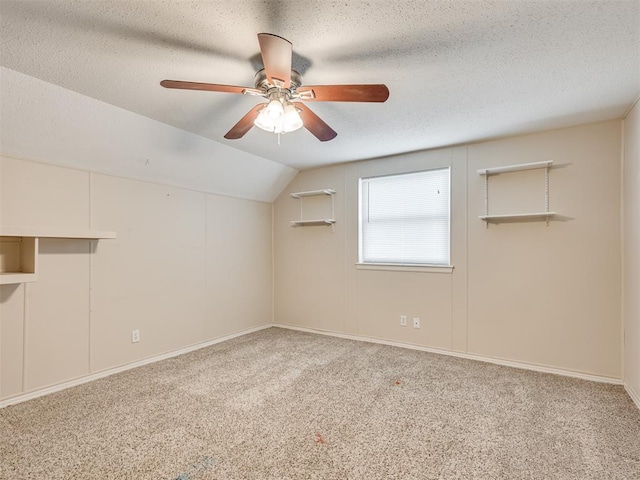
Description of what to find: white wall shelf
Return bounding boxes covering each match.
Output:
[290,189,336,227]
[478,161,556,227]
[291,219,336,227]
[0,226,116,284]
[479,212,557,222]
[290,189,336,198]
[477,160,553,176]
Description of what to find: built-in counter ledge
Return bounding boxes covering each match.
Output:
[0,226,117,239]
[0,226,117,285]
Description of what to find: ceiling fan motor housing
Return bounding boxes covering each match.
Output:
[254,68,302,99]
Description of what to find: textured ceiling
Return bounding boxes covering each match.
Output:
[1,0,639,170]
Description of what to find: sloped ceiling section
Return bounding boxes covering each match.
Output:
[0,68,296,202]
[1,1,639,170]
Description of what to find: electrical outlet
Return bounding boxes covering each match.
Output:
[131,330,140,343]
[400,315,407,326]
[413,317,420,329]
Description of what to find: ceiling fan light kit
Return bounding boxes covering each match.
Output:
[160,33,389,142]
[253,89,304,135]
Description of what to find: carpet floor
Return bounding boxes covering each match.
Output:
[1,327,639,479]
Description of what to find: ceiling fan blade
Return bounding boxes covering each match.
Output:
[296,104,338,142]
[224,104,264,139]
[161,80,248,94]
[297,84,390,102]
[257,33,292,88]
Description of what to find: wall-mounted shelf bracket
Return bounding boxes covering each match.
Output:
[478,161,555,228]
[290,189,336,227]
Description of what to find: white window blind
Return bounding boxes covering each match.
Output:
[359,168,450,265]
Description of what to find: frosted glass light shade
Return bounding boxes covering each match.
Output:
[254,101,303,134]
[254,108,278,132]
[282,104,303,132]
[265,99,284,119]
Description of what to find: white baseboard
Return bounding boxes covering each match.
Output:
[0,324,271,409]
[2,323,627,409]
[271,323,623,385]
[625,382,640,411]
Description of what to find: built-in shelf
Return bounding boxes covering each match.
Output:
[291,219,337,227]
[290,189,336,227]
[0,272,38,285]
[0,226,117,285]
[0,226,116,239]
[478,161,557,227]
[0,236,38,285]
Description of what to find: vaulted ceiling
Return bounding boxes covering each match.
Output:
[1,0,639,170]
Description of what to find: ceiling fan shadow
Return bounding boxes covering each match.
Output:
[324,30,477,66]
[2,1,244,63]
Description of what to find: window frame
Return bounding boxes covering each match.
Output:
[357,167,453,271]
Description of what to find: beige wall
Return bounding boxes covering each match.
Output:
[0,156,272,400]
[274,121,623,379]
[0,118,630,402]
[623,101,640,402]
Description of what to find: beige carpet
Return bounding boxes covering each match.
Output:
[1,327,639,479]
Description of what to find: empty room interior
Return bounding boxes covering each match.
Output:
[1,1,640,478]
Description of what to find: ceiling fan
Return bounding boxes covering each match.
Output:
[160,33,389,142]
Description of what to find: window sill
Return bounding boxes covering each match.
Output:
[356,263,454,273]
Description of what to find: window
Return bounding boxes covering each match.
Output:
[359,168,450,266]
